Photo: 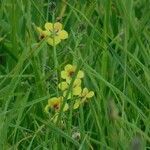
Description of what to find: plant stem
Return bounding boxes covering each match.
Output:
[52,12,59,96]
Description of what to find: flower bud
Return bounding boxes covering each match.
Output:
[49,2,56,13]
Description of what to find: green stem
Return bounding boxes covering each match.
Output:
[52,12,59,96]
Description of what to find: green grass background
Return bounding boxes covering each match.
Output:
[0,0,150,149]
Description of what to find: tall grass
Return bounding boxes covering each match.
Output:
[0,0,150,149]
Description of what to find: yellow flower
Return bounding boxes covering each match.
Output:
[58,81,68,91]
[44,22,68,46]
[80,88,94,102]
[61,64,84,82]
[44,96,68,113]
[73,88,94,109]
[58,79,82,98]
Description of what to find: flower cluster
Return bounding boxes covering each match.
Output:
[45,64,94,114]
[37,22,68,46]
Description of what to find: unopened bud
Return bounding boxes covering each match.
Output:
[107,99,119,121]
[72,132,81,141]
[130,134,143,150]
[49,2,56,13]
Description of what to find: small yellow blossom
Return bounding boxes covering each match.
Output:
[73,88,94,109]
[44,96,68,113]
[80,88,94,102]
[37,22,68,46]
[58,79,82,98]
[61,64,84,82]
[45,22,68,46]
[58,81,68,91]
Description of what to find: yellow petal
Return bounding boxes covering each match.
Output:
[59,30,68,39]
[47,36,61,46]
[36,28,49,38]
[81,88,88,97]
[41,30,50,37]
[65,78,72,83]
[44,104,50,113]
[73,100,81,109]
[45,22,53,31]
[73,86,82,96]
[58,82,68,91]
[54,36,61,45]
[54,22,62,31]
[52,113,59,123]
[65,64,73,71]
[73,79,81,87]
[77,70,84,78]
[47,38,54,46]
[87,91,94,98]
[63,103,69,111]
[48,97,60,106]
[63,91,71,99]
[36,27,43,33]
[61,70,67,79]
[48,98,55,105]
